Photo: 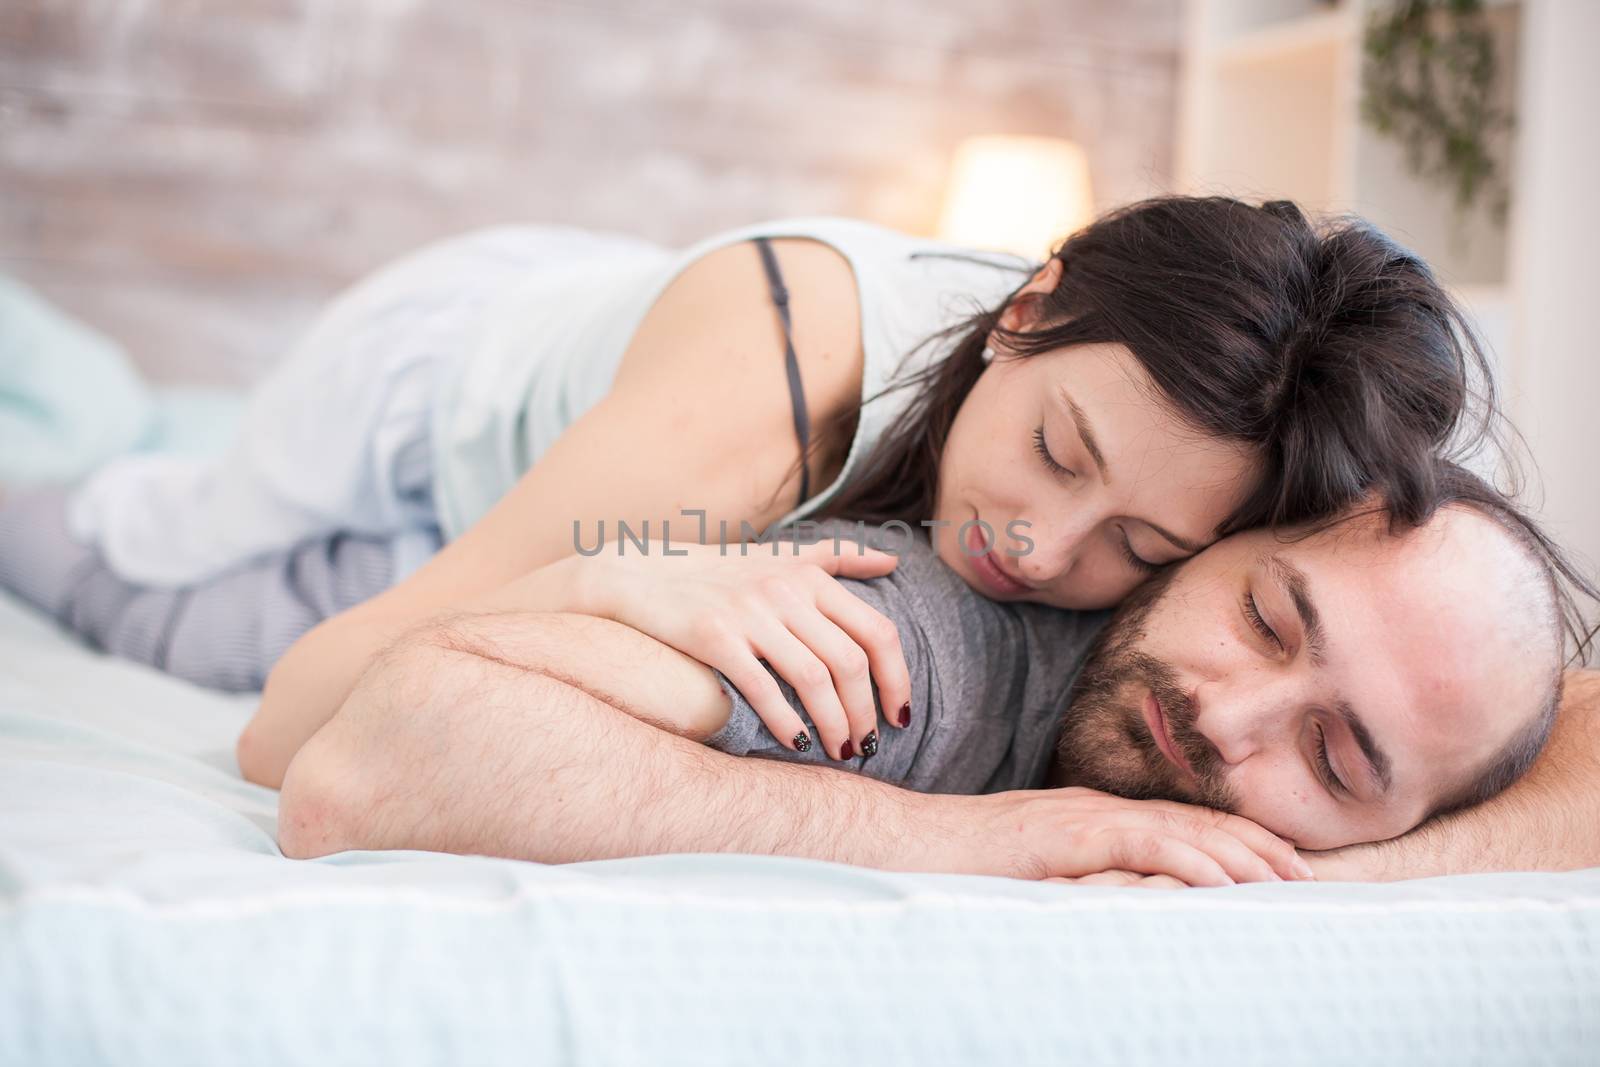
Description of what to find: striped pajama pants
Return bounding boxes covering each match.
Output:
[0,227,567,691]
[0,485,425,692]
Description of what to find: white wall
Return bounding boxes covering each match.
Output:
[1508,0,1600,650]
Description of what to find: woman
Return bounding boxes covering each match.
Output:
[0,197,1488,781]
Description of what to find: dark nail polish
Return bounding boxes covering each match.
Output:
[897,702,911,728]
[792,731,812,752]
[840,739,854,761]
[860,730,878,758]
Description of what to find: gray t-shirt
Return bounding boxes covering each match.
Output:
[703,520,1108,794]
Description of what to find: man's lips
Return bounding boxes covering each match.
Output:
[965,520,1029,596]
[1143,692,1195,777]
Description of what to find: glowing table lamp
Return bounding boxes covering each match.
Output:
[935,135,1095,261]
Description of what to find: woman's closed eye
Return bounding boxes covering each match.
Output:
[1031,425,1075,478]
[1033,424,1172,577]
[1116,527,1160,575]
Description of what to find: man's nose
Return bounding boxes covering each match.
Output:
[1192,674,1300,767]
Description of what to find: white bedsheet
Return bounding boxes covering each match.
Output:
[2,589,1598,1066]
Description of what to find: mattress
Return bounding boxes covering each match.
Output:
[1,588,1597,1066]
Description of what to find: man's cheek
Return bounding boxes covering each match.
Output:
[1155,573,1238,641]
[1143,607,1245,684]
[1230,768,1321,849]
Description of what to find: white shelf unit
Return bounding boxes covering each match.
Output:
[1177,0,1520,379]
[1178,0,1600,623]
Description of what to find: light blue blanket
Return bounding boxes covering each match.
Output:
[0,591,1597,1066]
[0,277,241,484]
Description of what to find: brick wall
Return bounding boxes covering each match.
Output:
[0,0,1180,383]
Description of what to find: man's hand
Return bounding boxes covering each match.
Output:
[934,788,1316,886]
[1297,843,1387,882]
[1046,872,1188,890]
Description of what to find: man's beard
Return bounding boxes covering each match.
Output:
[1052,568,1239,813]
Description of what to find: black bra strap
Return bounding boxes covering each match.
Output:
[753,237,812,511]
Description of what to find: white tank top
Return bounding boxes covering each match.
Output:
[430,216,1036,540]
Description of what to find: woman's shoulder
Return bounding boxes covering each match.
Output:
[684,218,1035,342]
[655,215,1029,379]
[655,213,1032,314]
[666,215,958,286]
[641,226,867,414]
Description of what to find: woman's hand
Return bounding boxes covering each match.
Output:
[576,538,912,760]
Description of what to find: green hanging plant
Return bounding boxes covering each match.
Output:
[1361,0,1513,223]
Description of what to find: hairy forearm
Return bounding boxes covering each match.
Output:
[277,613,962,870]
[1313,670,1600,880]
[241,556,598,789]
[241,614,392,788]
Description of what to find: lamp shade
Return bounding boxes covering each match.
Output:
[935,135,1095,261]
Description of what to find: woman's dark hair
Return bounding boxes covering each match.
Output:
[816,195,1495,540]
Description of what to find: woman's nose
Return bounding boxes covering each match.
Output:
[1013,510,1096,583]
[1017,541,1073,584]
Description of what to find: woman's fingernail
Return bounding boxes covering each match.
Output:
[897,702,911,728]
[792,731,812,752]
[1293,858,1316,880]
[840,739,855,761]
[860,731,878,758]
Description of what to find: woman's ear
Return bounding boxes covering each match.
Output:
[995,256,1064,338]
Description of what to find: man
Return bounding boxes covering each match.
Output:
[271,492,1599,886]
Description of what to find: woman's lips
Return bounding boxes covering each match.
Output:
[964,521,1029,596]
[1143,692,1195,777]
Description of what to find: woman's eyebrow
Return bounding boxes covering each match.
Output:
[1057,385,1110,483]
[1146,523,1204,554]
[1056,384,1203,554]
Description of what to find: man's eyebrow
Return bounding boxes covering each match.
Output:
[1268,556,1326,665]
[1334,699,1395,797]
[1266,555,1395,797]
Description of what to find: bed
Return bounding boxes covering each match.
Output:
[2,587,1598,1066]
[2,277,1598,1063]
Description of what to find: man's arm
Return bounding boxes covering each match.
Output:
[242,549,711,788]
[1308,669,1600,880]
[276,610,1309,886]
[277,610,962,869]
[244,239,865,789]
[242,553,596,788]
